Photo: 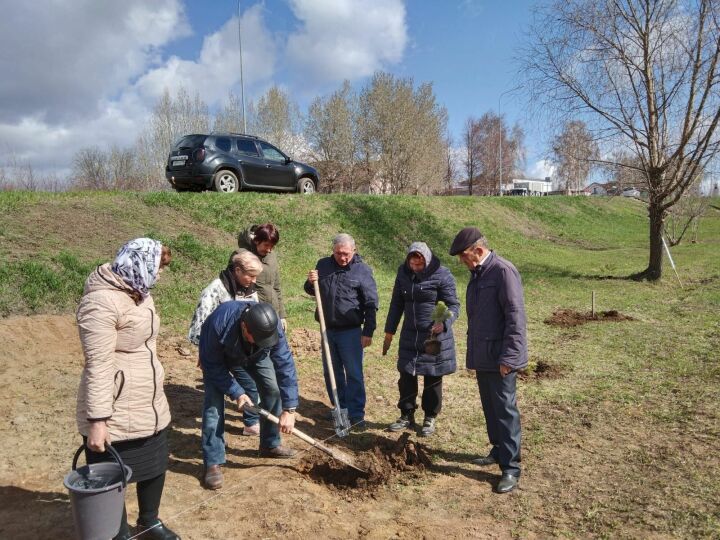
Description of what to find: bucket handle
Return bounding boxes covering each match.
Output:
[72,443,128,489]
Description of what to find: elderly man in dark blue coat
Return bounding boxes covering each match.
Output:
[382,241,460,437]
[305,233,379,429]
[450,227,528,494]
[199,301,299,490]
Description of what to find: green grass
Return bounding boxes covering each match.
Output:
[0,191,718,537]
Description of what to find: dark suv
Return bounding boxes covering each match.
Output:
[165,133,319,194]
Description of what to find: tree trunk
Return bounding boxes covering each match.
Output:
[631,201,665,281]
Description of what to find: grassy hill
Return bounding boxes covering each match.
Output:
[1,191,719,536]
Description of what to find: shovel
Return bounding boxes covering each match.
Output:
[245,404,366,473]
[313,280,351,438]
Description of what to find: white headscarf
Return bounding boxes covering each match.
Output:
[111,238,163,298]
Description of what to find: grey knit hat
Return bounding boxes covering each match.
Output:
[407,241,432,265]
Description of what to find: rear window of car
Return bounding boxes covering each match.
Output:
[236,139,260,157]
[173,135,206,149]
[215,137,232,152]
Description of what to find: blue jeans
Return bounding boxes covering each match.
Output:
[323,326,365,421]
[201,354,282,466]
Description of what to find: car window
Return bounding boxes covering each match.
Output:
[173,135,206,149]
[215,137,232,152]
[236,139,260,157]
[258,141,286,163]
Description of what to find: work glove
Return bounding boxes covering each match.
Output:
[382,333,393,356]
[280,318,287,333]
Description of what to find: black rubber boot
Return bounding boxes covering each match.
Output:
[112,520,133,540]
[136,519,181,540]
[113,507,133,540]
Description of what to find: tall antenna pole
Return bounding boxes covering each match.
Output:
[237,1,247,133]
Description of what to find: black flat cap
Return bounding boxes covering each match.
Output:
[449,227,483,256]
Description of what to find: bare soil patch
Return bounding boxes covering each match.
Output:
[519,358,565,380]
[298,433,431,493]
[287,327,321,359]
[544,308,634,327]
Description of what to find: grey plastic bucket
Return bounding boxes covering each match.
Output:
[63,444,132,540]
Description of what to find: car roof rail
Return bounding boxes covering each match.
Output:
[209,131,259,139]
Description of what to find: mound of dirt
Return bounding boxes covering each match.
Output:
[544,309,634,327]
[298,433,431,494]
[519,358,564,380]
[288,327,321,359]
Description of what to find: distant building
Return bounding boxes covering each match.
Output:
[505,178,553,196]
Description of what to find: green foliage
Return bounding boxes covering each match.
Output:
[430,301,452,324]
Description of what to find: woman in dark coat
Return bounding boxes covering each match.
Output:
[382,242,460,436]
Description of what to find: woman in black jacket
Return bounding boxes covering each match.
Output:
[382,242,460,436]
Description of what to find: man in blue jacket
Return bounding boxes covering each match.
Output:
[305,233,379,429]
[199,301,299,490]
[450,227,528,494]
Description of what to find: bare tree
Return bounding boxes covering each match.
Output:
[358,72,447,195]
[443,132,458,194]
[523,0,720,280]
[251,86,304,157]
[72,147,110,190]
[305,81,358,192]
[136,87,209,189]
[551,120,598,193]
[213,92,246,134]
[463,112,525,195]
[463,117,480,195]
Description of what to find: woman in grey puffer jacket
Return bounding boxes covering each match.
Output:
[382,242,460,436]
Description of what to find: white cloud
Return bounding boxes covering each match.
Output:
[285,0,407,84]
[0,0,189,125]
[528,159,555,179]
[0,2,282,175]
[132,6,277,105]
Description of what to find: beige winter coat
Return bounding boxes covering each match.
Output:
[75,263,171,442]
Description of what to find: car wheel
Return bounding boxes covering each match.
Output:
[297,177,316,194]
[213,170,239,193]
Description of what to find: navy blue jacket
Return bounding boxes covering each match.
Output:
[466,252,528,371]
[199,301,299,408]
[384,255,460,377]
[304,254,379,337]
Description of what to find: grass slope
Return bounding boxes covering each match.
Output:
[0,191,718,537]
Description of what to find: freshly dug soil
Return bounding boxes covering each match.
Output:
[544,309,634,327]
[297,433,432,493]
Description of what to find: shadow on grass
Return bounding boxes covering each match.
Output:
[521,262,636,283]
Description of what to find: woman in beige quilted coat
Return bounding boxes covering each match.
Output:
[75,238,180,540]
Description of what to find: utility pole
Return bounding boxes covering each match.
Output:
[237,1,247,133]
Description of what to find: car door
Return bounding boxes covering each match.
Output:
[232,138,268,186]
[258,141,295,189]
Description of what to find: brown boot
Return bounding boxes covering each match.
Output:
[203,464,223,490]
[259,445,297,458]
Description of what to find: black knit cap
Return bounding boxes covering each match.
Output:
[449,227,484,256]
[242,302,279,349]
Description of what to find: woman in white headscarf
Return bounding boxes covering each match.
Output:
[75,238,180,540]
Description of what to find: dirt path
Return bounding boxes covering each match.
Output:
[0,315,509,539]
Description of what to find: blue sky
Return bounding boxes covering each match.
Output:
[0,0,552,178]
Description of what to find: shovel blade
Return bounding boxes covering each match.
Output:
[331,407,351,438]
